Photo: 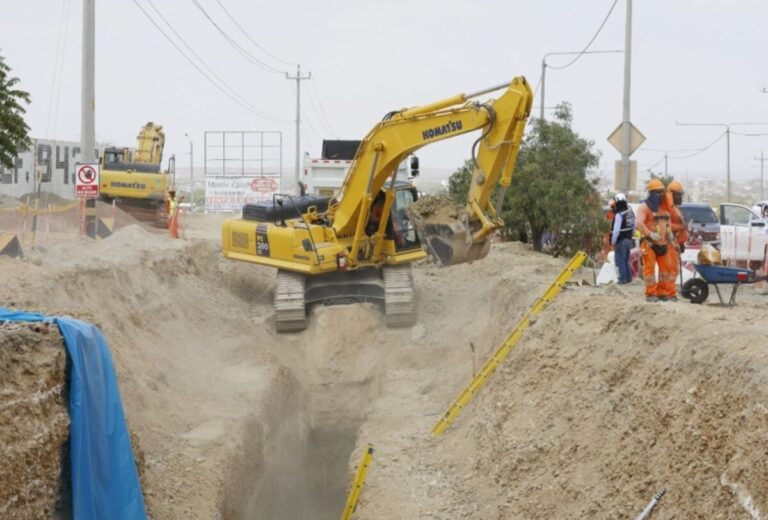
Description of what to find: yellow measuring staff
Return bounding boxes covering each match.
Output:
[432,250,587,436]
[340,443,374,520]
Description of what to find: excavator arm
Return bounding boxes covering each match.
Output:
[330,77,532,266]
[133,122,165,166]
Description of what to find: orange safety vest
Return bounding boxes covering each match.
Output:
[638,202,670,243]
[669,206,688,244]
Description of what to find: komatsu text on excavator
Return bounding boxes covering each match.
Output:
[221,77,533,331]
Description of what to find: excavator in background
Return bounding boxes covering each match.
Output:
[99,122,171,225]
[221,77,533,331]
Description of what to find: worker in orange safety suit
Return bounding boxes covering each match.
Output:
[658,180,689,300]
[167,188,180,239]
[635,179,672,302]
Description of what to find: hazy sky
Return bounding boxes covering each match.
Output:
[1,0,767,184]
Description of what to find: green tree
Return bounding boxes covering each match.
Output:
[448,102,604,256]
[0,53,31,169]
[448,159,473,204]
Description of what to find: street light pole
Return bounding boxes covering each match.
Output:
[726,127,731,201]
[184,133,194,206]
[540,59,546,121]
[538,50,622,121]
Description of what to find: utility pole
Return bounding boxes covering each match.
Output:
[81,0,95,164]
[620,0,633,195]
[81,0,96,238]
[756,150,767,200]
[286,65,311,194]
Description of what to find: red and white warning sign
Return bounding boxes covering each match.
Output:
[75,163,100,198]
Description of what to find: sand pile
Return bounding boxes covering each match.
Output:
[457,293,768,518]
[0,321,69,519]
[352,266,768,519]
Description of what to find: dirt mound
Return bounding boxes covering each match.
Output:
[458,294,768,518]
[352,274,768,518]
[2,210,767,519]
[0,322,69,519]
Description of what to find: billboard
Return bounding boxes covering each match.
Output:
[205,176,280,212]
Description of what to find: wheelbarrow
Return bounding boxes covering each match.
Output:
[681,264,768,305]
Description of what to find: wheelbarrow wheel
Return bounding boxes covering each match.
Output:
[682,278,709,304]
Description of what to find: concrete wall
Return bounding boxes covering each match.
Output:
[0,139,98,200]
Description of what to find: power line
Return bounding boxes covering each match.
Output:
[670,132,726,160]
[300,105,323,140]
[133,0,289,124]
[212,0,296,67]
[305,89,334,136]
[731,130,768,137]
[548,0,620,70]
[307,79,337,137]
[144,0,258,112]
[645,155,665,171]
[45,0,73,139]
[190,0,286,75]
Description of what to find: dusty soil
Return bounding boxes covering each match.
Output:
[408,193,464,227]
[0,321,69,519]
[1,210,766,519]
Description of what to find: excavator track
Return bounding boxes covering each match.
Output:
[383,265,417,328]
[274,270,308,333]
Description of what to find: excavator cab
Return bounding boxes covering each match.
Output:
[390,185,421,251]
[365,183,421,252]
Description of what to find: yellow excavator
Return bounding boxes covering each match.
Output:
[99,122,170,224]
[221,77,533,331]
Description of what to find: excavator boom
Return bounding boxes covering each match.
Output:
[329,77,532,266]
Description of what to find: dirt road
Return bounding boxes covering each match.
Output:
[1,214,766,519]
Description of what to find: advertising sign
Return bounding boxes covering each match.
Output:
[75,163,100,198]
[205,176,280,212]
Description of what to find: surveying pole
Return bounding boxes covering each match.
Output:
[286,65,311,194]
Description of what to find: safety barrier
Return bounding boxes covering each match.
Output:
[432,250,588,436]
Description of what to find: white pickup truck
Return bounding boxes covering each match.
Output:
[302,139,418,197]
[719,203,768,268]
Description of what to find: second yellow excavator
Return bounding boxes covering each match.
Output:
[222,77,533,331]
[99,122,171,224]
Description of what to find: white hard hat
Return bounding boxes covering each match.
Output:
[614,193,627,202]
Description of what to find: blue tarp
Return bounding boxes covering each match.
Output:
[0,308,147,520]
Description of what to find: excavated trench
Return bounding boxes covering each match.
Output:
[219,305,387,520]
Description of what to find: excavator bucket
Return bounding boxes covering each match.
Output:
[408,197,491,266]
[0,233,23,258]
